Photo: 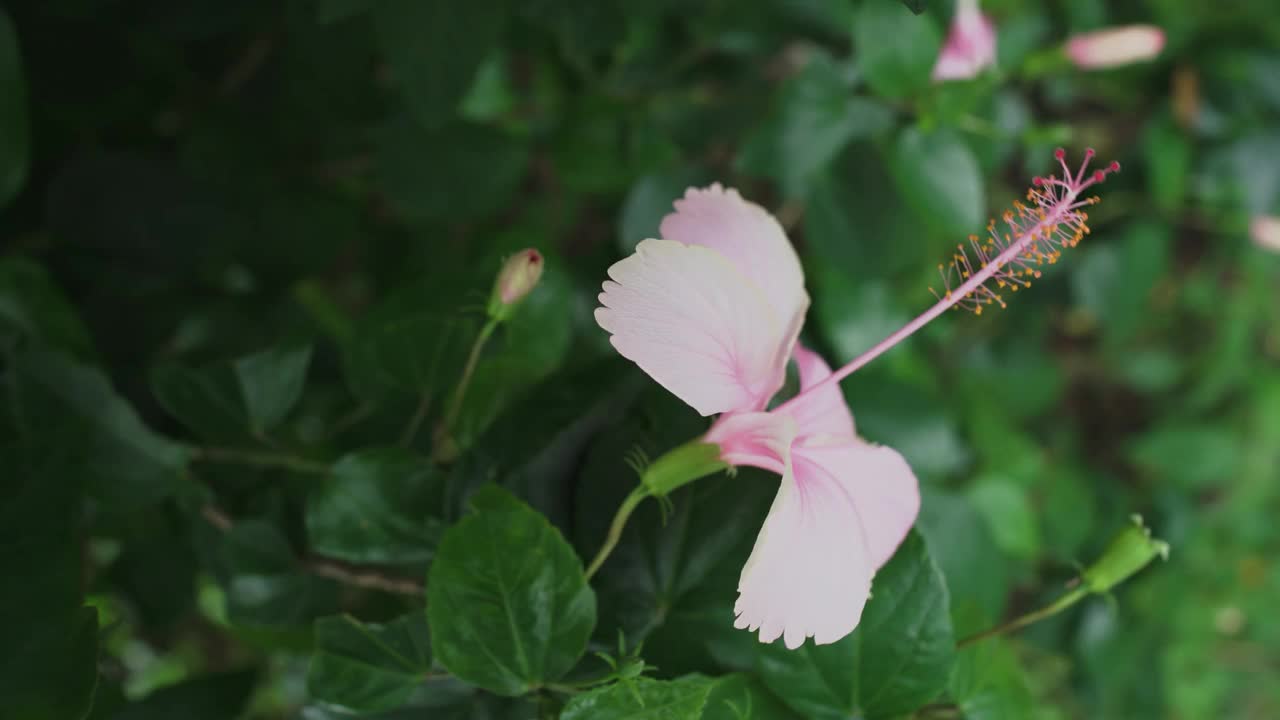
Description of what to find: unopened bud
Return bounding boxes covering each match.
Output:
[1082,514,1169,593]
[488,249,543,320]
[1065,25,1165,70]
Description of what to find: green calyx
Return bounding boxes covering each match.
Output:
[640,440,727,497]
[1082,514,1170,594]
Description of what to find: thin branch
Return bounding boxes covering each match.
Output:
[219,31,276,96]
[306,556,424,597]
[199,503,423,596]
[200,504,234,532]
[190,446,330,475]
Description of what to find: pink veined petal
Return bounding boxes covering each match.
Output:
[596,239,787,416]
[784,344,856,441]
[791,441,920,570]
[705,411,795,476]
[659,184,810,353]
[734,447,873,649]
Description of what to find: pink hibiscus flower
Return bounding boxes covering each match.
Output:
[595,150,1118,649]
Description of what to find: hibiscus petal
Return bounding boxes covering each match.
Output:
[792,442,920,569]
[705,411,794,476]
[596,239,787,416]
[734,450,873,649]
[733,438,919,649]
[659,184,809,353]
[784,344,856,441]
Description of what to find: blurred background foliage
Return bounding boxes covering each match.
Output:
[1,0,1278,718]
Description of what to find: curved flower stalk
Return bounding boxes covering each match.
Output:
[932,0,997,82]
[594,150,1118,649]
[1065,25,1165,70]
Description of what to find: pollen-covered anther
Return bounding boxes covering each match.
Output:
[932,148,1115,315]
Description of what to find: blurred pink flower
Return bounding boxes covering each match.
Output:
[1066,25,1165,69]
[595,186,918,649]
[1251,216,1280,253]
[932,0,997,82]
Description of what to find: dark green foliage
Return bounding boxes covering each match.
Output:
[0,1,1277,718]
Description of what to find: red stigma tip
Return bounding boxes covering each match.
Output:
[1032,176,1042,186]
[1093,170,1107,182]
[1109,161,1121,172]
[1054,148,1066,160]
[1085,147,1096,158]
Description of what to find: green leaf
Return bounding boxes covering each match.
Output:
[0,448,98,720]
[307,613,433,713]
[738,53,893,197]
[3,605,98,720]
[586,472,777,674]
[618,168,705,255]
[152,344,311,441]
[901,0,928,14]
[852,0,940,99]
[110,671,256,720]
[347,310,476,402]
[574,389,774,675]
[842,376,970,479]
[551,98,678,195]
[451,358,640,528]
[13,351,190,510]
[234,345,312,434]
[891,126,985,236]
[1127,424,1243,489]
[1071,222,1171,346]
[108,519,199,629]
[1142,114,1192,214]
[804,143,934,280]
[702,674,802,720]
[0,8,28,208]
[317,0,373,23]
[373,0,504,128]
[949,643,1035,720]
[560,675,717,720]
[811,266,910,365]
[755,531,955,719]
[0,256,95,358]
[915,488,1008,633]
[1201,131,1280,215]
[966,477,1040,560]
[375,116,528,224]
[427,485,596,696]
[306,448,445,565]
[208,520,338,629]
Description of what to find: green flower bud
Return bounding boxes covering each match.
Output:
[641,440,727,497]
[1082,514,1170,594]
[487,249,543,321]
